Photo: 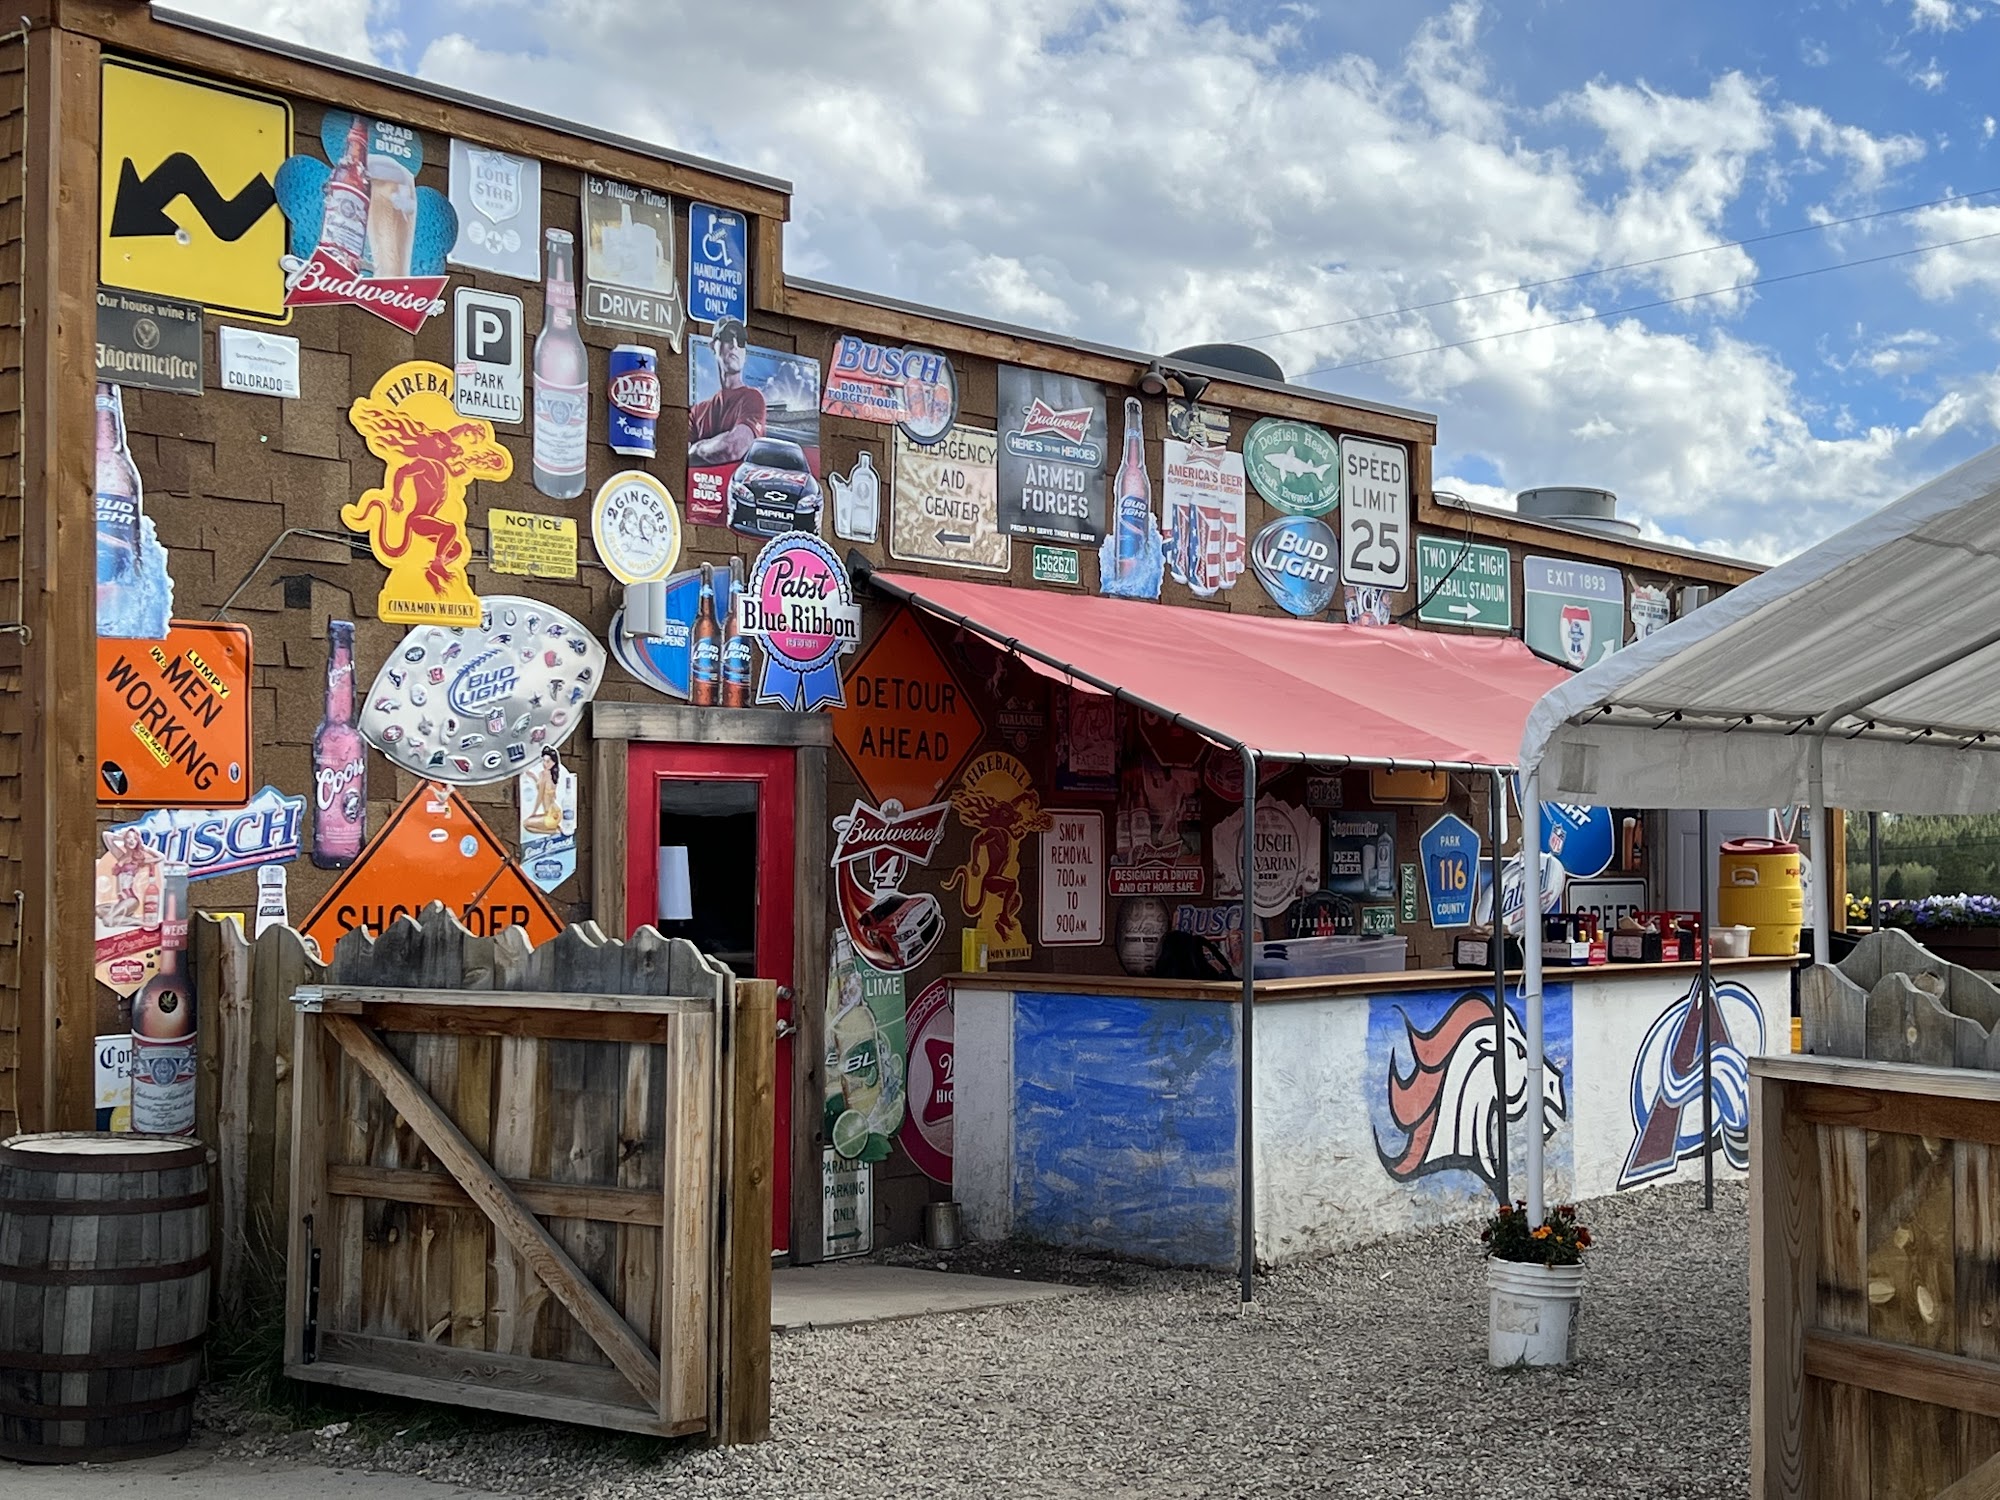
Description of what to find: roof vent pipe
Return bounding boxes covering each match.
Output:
[1514,485,1640,539]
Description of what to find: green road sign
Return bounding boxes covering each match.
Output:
[1523,555,1623,669]
[1031,544,1080,587]
[1416,536,1511,631]
[1242,418,1340,516]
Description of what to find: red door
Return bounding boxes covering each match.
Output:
[627,744,795,1253]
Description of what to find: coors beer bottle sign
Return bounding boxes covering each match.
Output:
[273,112,457,332]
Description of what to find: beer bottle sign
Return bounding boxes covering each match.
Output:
[689,563,722,707]
[95,382,175,640]
[532,228,589,499]
[311,620,367,870]
[1099,397,1162,600]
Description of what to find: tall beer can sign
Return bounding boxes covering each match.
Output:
[312,620,367,869]
[606,344,660,458]
[532,228,589,499]
[1100,397,1162,600]
[1560,604,1592,669]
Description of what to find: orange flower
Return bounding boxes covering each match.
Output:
[1531,1225,1551,1240]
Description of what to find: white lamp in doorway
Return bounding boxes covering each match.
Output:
[657,846,693,923]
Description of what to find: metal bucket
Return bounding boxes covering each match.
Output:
[923,1201,962,1251]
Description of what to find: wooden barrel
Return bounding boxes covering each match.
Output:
[0,1133,212,1463]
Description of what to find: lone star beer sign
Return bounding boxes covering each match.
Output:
[832,606,985,809]
[300,781,562,960]
[97,621,253,807]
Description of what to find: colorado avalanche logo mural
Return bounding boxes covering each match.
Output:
[1618,978,1763,1188]
[1374,990,1569,1200]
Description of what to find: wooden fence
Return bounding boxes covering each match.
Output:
[190,906,770,1444]
[1755,930,2000,1498]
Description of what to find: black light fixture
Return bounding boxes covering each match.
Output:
[1137,360,1213,402]
[1138,361,1171,398]
[1175,370,1211,403]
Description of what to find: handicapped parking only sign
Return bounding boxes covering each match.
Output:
[686,201,747,326]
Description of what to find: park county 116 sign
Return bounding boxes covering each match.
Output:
[833,606,985,809]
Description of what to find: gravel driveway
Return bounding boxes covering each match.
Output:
[213,1180,1751,1499]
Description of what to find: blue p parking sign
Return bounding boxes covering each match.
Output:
[686,201,747,326]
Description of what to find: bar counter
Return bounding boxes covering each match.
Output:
[947,955,1800,1267]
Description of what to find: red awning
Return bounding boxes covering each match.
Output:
[866,571,1571,770]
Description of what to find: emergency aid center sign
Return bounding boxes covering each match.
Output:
[97,621,253,807]
[832,606,986,809]
[300,781,562,959]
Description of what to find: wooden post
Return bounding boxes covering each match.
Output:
[18,19,101,1130]
[721,977,774,1446]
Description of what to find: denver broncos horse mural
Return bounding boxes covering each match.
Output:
[1374,989,1569,1201]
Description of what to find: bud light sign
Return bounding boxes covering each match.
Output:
[447,648,520,716]
[1249,515,1339,617]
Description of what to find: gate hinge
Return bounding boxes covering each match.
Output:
[293,986,324,1012]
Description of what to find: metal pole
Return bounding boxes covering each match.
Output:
[1522,766,1546,1222]
[1488,771,1509,1205]
[1869,810,1881,928]
[1699,808,1713,1210]
[1809,737,1831,969]
[1238,746,1257,1306]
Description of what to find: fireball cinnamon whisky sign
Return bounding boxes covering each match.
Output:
[343,361,512,624]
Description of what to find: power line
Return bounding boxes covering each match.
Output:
[1238,183,2000,346]
[1292,225,2000,378]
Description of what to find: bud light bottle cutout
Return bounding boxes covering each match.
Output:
[721,555,753,708]
[533,227,589,499]
[96,383,140,589]
[690,562,721,707]
[1101,396,1162,600]
[312,621,367,869]
[318,115,372,273]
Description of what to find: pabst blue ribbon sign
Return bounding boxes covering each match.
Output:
[1249,515,1339,617]
[735,533,861,710]
[359,597,603,784]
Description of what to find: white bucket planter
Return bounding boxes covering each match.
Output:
[1487,1259,1584,1367]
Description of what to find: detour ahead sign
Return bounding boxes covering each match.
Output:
[97,621,253,807]
[300,782,562,961]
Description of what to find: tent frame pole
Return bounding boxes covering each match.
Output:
[1523,766,1546,1222]
[1869,811,1881,926]
[1809,736,1830,969]
[1238,746,1258,1306]
[1699,808,1714,1210]
[1488,771,1510,1206]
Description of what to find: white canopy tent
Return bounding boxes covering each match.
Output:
[1514,444,2000,1216]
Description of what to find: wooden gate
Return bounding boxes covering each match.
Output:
[279,907,770,1442]
[1756,930,2000,1497]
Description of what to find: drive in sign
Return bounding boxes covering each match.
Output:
[1416,536,1510,630]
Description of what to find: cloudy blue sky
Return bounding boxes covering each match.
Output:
[182,0,2000,560]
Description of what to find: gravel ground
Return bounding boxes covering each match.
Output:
[208,1181,1751,1499]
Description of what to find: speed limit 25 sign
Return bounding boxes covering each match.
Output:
[1339,436,1409,591]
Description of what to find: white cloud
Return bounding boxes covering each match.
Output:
[1906,202,2000,297]
[1910,0,1962,31]
[189,0,1972,561]
[1799,38,1831,66]
[1910,56,1949,91]
[177,0,390,63]
[1985,115,1996,141]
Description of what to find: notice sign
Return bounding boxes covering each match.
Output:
[832,606,984,808]
[95,287,202,394]
[487,507,578,579]
[892,424,1008,572]
[97,621,252,807]
[1040,810,1105,947]
[1339,436,1409,591]
[1416,536,1510,631]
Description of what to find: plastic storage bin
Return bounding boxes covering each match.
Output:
[1253,935,1408,979]
[1708,924,1753,959]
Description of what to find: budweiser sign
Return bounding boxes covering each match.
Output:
[832,798,951,864]
[1019,398,1093,444]
[285,249,449,333]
